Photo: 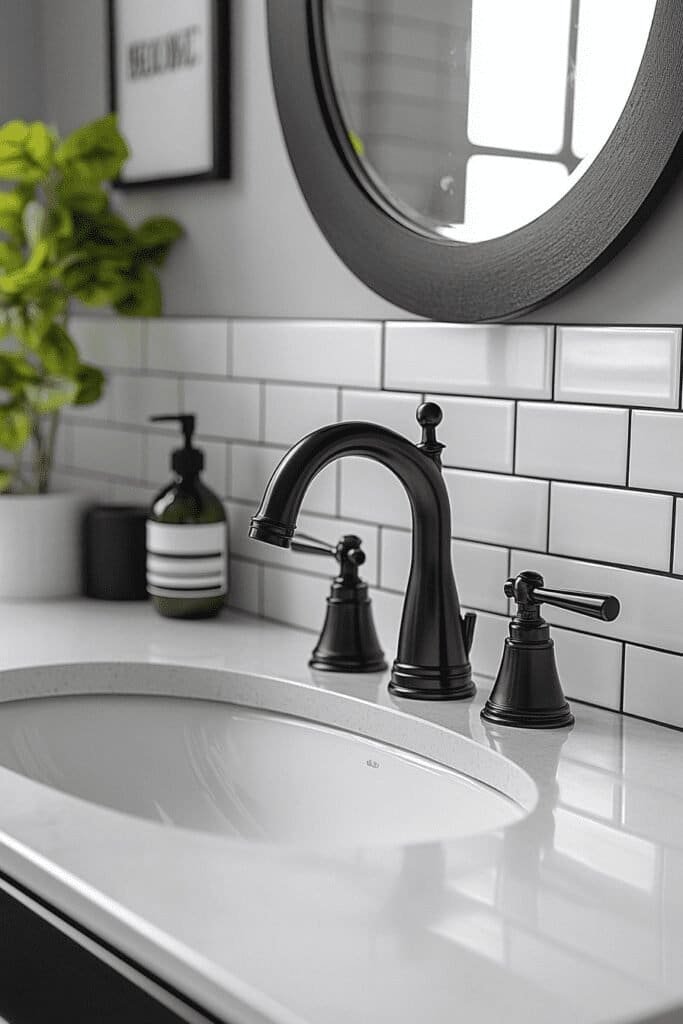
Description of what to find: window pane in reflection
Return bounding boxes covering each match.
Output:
[468,0,572,154]
[572,0,658,159]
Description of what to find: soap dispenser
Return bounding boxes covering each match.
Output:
[146,414,227,619]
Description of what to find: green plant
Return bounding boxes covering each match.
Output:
[0,114,183,494]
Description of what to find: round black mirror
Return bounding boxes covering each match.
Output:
[268,1,683,321]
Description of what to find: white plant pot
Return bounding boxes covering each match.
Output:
[0,492,85,599]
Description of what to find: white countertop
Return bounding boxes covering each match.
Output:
[0,599,681,1024]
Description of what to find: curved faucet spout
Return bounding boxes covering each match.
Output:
[249,405,476,701]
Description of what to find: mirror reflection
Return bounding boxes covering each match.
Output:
[324,0,657,241]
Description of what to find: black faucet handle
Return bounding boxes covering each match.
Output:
[291,532,365,579]
[505,571,620,623]
[416,402,445,468]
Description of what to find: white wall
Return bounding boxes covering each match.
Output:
[30,0,683,323]
[0,0,44,123]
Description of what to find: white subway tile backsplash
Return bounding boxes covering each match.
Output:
[341,389,422,436]
[509,551,683,654]
[147,318,231,376]
[379,528,508,614]
[630,411,683,492]
[340,457,411,529]
[65,314,683,731]
[672,498,683,575]
[264,383,338,446]
[71,424,144,480]
[550,483,672,572]
[233,321,382,387]
[384,323,553,398]
[624,647,683,729]
[555,327,681,408]
[445,470,549,550]
[183,378,260,440]
[70,317,145,371]
[146,432,229,497]
[231,443,337,516]
[110,373,180,429]
[263,566,330,632]
[516,403,629,484]
[228,558,261,615]
[467,611,509,679]
[552,628,623,710]
[429,395,515,472]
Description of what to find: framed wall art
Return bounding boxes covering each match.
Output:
[108,0,230,187]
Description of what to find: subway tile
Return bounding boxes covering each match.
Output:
[384,323,553,398]
[50,469,113,503]
[445,470,549,549]
[674,498,683,575]
[264,383,338,446]
[624,646,683,729]
[341,389,422,436]
[233,321,382,387]
[379,528,509,614]
[552,627,623,710]
[550,483,672,571]
[555,327,681,408]
[110,481,157,505]
[146,432,229,497]
[516,403,628,484]
[630,411,683,492]
[182,378,260,441]
[62,386,111,423]
[509,551,683,654]
[340,457,411,529]
[262,566,330,632]
[230,444,336,516]
[109,373,180,429]
[428,395,515,472]
[70,316,145,371]
[71,424,144,480]
[467,611,509,679]
[147,318,231,376]
[228,558,261,615]
[371,588,403,656]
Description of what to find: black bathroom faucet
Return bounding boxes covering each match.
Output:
[249,403,476,700]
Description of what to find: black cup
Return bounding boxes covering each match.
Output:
[83,505,149,600]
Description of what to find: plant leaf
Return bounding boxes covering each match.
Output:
[25,378,78,414]
[135,216,184,266]
[0,121,53,183]
[0,404,30,453]
[0,468,13,492]
[38,322,79,378]
[0,239,49,295]
[55,113,129,182]
[115,264,161,317]
[73,363,105,406]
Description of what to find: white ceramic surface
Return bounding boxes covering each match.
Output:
[0,689,524,846]
[383,323,554,398]
[0,492,83,598]
[0,603,680,1024]
[516,402,629,484]
[444,469,549,549]
[555,326,682,407]
[630,410,683,492]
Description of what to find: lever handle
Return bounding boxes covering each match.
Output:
[290,533,337,558]
[505,571,620,623]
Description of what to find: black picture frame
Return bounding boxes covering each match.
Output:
[267,1,683,322]
[108,0,231,188]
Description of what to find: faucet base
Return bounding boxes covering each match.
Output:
[388,662,475,701]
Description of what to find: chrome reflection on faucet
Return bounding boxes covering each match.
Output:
[249,403,476,700]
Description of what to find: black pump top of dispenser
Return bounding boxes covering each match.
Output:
[150,414,204,476]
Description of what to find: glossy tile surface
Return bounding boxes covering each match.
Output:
[516,402,629,484]
[445,470,549,549]
[385,322,553,397]
[428,395,515,472]
[630,411,683,492]
[147,318,231,376]
[550,483,673,571]
[555,327,681,407]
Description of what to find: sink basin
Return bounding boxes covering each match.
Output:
[0,665,531,846]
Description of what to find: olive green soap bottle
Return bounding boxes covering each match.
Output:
[146,414,227,619]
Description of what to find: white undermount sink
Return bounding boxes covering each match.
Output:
[0,663,532,846]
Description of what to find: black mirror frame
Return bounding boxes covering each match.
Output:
[268,0,683,322]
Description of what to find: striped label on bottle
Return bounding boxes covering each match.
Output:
[146,522,228,599]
